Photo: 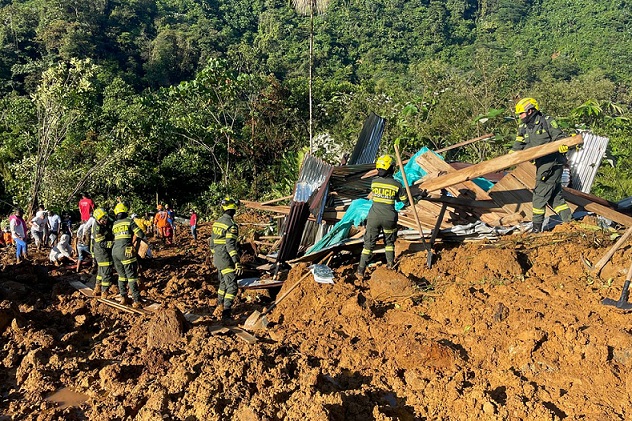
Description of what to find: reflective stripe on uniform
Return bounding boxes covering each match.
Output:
[214,239,226,244]
[229,250,238,257]
[225,293,236,300]
[121,258,137,265]
[98,261,113,267]
[362,248,372,255]
[221,267,235,275]
[383,228,396,234]
[516,136,525,143]
[533,207,545,215]
[554,204,570,213]
[374,197,395,204]
[385,245,395,252]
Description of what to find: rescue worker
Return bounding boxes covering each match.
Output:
[92,208,115,298]
[111,202,146,308]
[210,197,243,321]
[513,97,572,233]
[356,155,410,279]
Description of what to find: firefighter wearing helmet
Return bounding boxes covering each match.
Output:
[356,154,410,279]
[209,196,242,321]
[91,207,115,298]
[111,201,147,308]
[513,97,572,232]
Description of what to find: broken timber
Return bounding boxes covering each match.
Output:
[416,135,583,193]
[69,280,160,316]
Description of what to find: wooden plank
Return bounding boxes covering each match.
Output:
[416,150,517,227]
[416,134,583,193]
[69,280,157,316]
[416,151,492,200]
[435,134,494,153]
[562,188,632,226]
[261,195,292,206]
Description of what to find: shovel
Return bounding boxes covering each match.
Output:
[602,260,632,310]
[243,270,313,330]
[585,225,632,277]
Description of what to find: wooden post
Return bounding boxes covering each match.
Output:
[394,143,432,267]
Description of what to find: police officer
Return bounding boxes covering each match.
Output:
[91,208,115,299]
[111,202,146,308]
[356,155,409,279]
[210,197,243,321]
[513,97,572,233]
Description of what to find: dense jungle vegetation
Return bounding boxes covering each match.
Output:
[0,0,631,215]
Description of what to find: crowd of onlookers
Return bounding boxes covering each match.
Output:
[1,193,199,266]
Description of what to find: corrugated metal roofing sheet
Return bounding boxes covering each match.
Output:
[567,132,609,193]
[347,112,385,165]
[294,154,334,203]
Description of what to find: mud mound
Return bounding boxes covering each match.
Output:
[3,222,632,420]
[145,307,187,350]
[367,266,418,303]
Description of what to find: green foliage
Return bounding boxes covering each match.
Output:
[0,0,632,212]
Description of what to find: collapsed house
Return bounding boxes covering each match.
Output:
[244,113,625,278]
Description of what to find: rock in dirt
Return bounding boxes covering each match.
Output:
[146,307,186,350]
[367,267,417,303]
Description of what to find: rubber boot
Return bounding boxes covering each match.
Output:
[118,295,130,306]
[532,222,543,233]
[355,267,365,281]
[221,308,232,321]
[101,287,109,300]
[93,283,102,297]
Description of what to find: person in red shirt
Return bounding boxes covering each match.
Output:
[78,193,95,223]
[189,209,197,241]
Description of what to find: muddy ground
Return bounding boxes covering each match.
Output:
[1,216,632,420]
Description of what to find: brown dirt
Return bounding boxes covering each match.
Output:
[1,219,632,420]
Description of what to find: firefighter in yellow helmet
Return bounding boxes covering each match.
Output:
[111,201,146,308]
[356,154,409,279]
[513,97,572,232]
[91,207,115,298]
[209,196,242,321]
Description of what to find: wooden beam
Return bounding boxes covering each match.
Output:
[416,134,583,193]
[435,133,494,153]
[562,188,632,226]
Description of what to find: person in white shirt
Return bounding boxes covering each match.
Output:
[30,210,48,250]
[49,234,76,266]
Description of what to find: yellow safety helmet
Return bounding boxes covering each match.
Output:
[114,202,129,215]
[221,196,240,211]
[93,208,107,222]
[515,97,539,115]
[376,154,395,171]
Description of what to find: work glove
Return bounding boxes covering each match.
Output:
[125,246,133,259]
[410,186,428,200]
[558,144,569,154]
[234,262,243,276]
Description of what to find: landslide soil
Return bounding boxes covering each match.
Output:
[1,217,632,420]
